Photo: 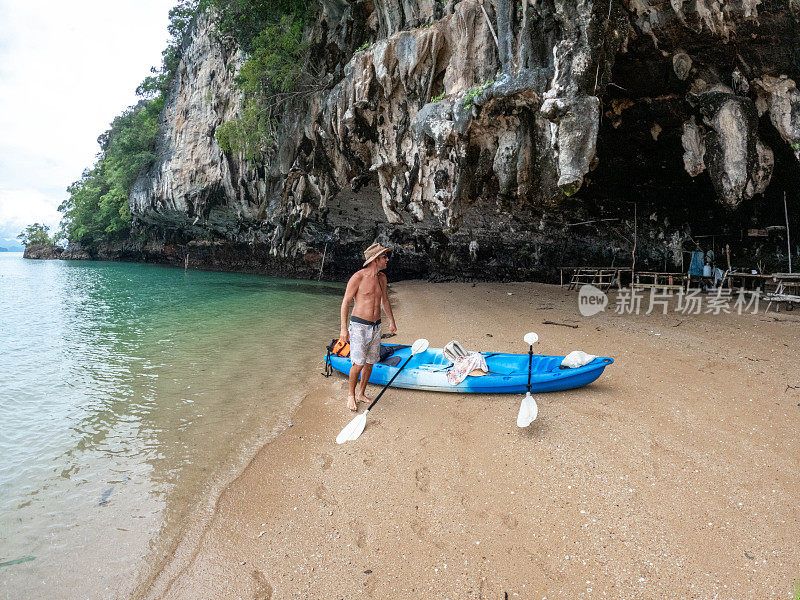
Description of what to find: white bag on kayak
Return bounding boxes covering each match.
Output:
[447,352,488,385]
[561,350,596,369]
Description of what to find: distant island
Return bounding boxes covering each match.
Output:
[0,246,24,252]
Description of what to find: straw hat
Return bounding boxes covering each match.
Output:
[363,242,391,267]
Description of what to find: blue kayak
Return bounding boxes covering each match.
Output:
[325,344,614,394]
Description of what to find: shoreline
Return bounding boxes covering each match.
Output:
[137,281,800,599]
[130,378,323,600]
[0,256,343,600]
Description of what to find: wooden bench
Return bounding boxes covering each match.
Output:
[763,273,800,311]
[631,271,686,292]
[559,267,630,291]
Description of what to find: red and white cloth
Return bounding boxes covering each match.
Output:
[446,352,488,386]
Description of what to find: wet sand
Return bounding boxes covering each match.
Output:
[137,281,800,599]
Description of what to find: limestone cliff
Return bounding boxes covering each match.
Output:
[128,1,800,280]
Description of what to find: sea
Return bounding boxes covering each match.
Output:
[0,253,342,599]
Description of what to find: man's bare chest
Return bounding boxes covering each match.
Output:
[356,277,382,299]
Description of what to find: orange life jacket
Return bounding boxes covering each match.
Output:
[330,338,350,357]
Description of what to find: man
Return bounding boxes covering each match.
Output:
[340,242,397,411]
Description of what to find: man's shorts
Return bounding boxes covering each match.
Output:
[349,317,382,365]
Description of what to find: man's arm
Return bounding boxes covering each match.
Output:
[379,273,397,335]
[340,273,360,341]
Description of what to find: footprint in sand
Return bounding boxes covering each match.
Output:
[314,484,337,507]
[349,519,367,549]
[251,570,273,600]
[409,517,445,549]
[502,513,518,530]
[362,449,376,467]
[415,467,430,492]
[319,453,333,470]
[410,518,427,539]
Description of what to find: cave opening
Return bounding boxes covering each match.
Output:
[577,36,800,274]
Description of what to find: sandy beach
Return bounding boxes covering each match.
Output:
[136,281,800,600]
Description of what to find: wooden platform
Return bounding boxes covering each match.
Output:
[631,271,686,291]
[559,267,631,291]
[763,273,800,310]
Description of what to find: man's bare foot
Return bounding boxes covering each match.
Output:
[347,396,357,411]
[357,394,372,404]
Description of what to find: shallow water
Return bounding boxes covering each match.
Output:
[0,254,341,599]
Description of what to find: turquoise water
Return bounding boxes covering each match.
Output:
[0,253,341,599]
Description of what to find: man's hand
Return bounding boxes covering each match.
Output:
[340,329,349,343]
[386,321,397,335]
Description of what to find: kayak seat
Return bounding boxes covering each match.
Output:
[443,340,468,363]
[380,356,402,367]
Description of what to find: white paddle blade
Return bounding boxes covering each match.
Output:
[516,392,538,427]
[411,338,429,354]
[336,410,368,444]
[523,332,539,346]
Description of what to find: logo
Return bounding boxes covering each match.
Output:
[578,284,608,317]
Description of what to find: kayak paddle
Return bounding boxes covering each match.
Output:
[516,332,539,427]
[336,338,429,444]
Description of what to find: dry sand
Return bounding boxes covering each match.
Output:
[137,281,800,600]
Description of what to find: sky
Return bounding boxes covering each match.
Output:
[0,0,175,247]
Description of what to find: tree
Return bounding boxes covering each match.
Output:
[59,98,162,246]
[17,223,55,247]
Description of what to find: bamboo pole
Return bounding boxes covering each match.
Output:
[631,203,637,279]
[785,192,793,273]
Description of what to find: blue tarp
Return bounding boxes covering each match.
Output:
[688,251,705,276]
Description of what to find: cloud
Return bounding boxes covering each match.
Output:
[0,187,63,230]
[0,0,174,231]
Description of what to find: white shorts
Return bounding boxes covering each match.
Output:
[349,318,382,365]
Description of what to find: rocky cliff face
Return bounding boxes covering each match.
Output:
[128,1,800,280]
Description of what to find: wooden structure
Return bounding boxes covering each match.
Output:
[559,267,631,290]
[720,272,771,292]
[560,264,799,312]
[763,273,800,311]
[631,271,686,291]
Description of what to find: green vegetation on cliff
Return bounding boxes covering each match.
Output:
[205,0,308,52]
[210,0,311,160]
[59,99,163,245]
[58,1,201,247]
[57,0,311,246]
[137,0,199,99]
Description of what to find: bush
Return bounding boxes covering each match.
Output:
[205,0,309,52]
[61,1,200,247]
[17,223,55,247]
[215,13,309,158]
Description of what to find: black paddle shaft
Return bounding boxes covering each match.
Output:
[526,345,533,393]
[366,354,415,411]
